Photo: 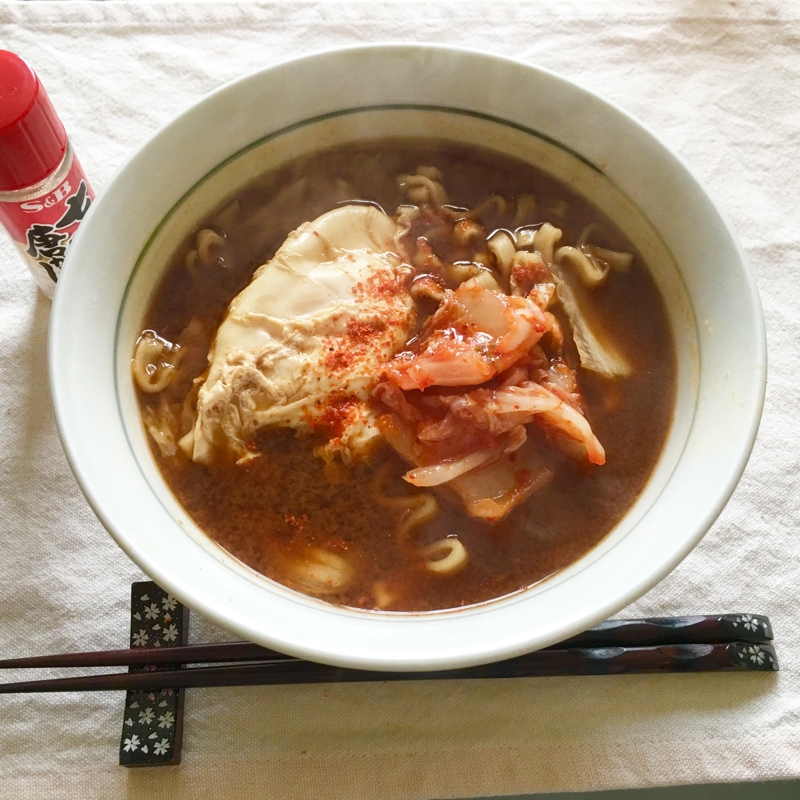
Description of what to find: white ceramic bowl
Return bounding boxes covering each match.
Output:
[49,45,766,671]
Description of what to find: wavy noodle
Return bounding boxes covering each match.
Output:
[574,224,634,275]
[444,262,478,285]
[396,494,439,538]
[576,223,601,248]
[398,169,449,206]
[442,261,502,290]
[132,331,182,393]
[420,537,469,576]
[396,204,421,232]
[372,462,440,538]
[196,228,225,266]
[286,548,353,596]
[410,276,446,303]
[371,461,466,573]
[452,218,485,248]
[372,581,396,610]
[439,204,470,220]
[587,245,633,272]
[555,245,609,288]
[487,230,516,281]
[533,222,562,264]
[185,226,226,280]
[416,166,443,181]
[471,268,501,291]
[514,226,539,250]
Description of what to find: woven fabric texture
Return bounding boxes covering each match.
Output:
[0,1,798,797]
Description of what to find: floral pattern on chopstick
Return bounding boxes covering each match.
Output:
[725,613,773,641]
[728,643,778,671]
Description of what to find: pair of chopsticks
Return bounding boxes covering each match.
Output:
[0,614,777,693]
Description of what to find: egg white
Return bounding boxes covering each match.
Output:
[181,204,415,464]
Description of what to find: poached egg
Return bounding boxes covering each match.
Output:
[180,204,415,465]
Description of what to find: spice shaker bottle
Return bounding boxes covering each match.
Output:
[0,50,94,299]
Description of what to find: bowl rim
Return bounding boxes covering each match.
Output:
[49,42,767,670]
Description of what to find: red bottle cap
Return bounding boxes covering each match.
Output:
[0,50,67,192]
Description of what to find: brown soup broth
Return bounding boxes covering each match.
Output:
[138,140,676,612]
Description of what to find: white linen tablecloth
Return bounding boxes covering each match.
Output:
[1,1,799,797]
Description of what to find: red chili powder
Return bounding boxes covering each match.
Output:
[284,513,309,532]
[346,317,385,343]
[323,346,355,371]
[315,395,360,438]
[353,268,408,302]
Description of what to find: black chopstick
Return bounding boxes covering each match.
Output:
[552,613,773,648]
[0,641,292,670]
[0,642,778,694]
[0,613,773,671]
